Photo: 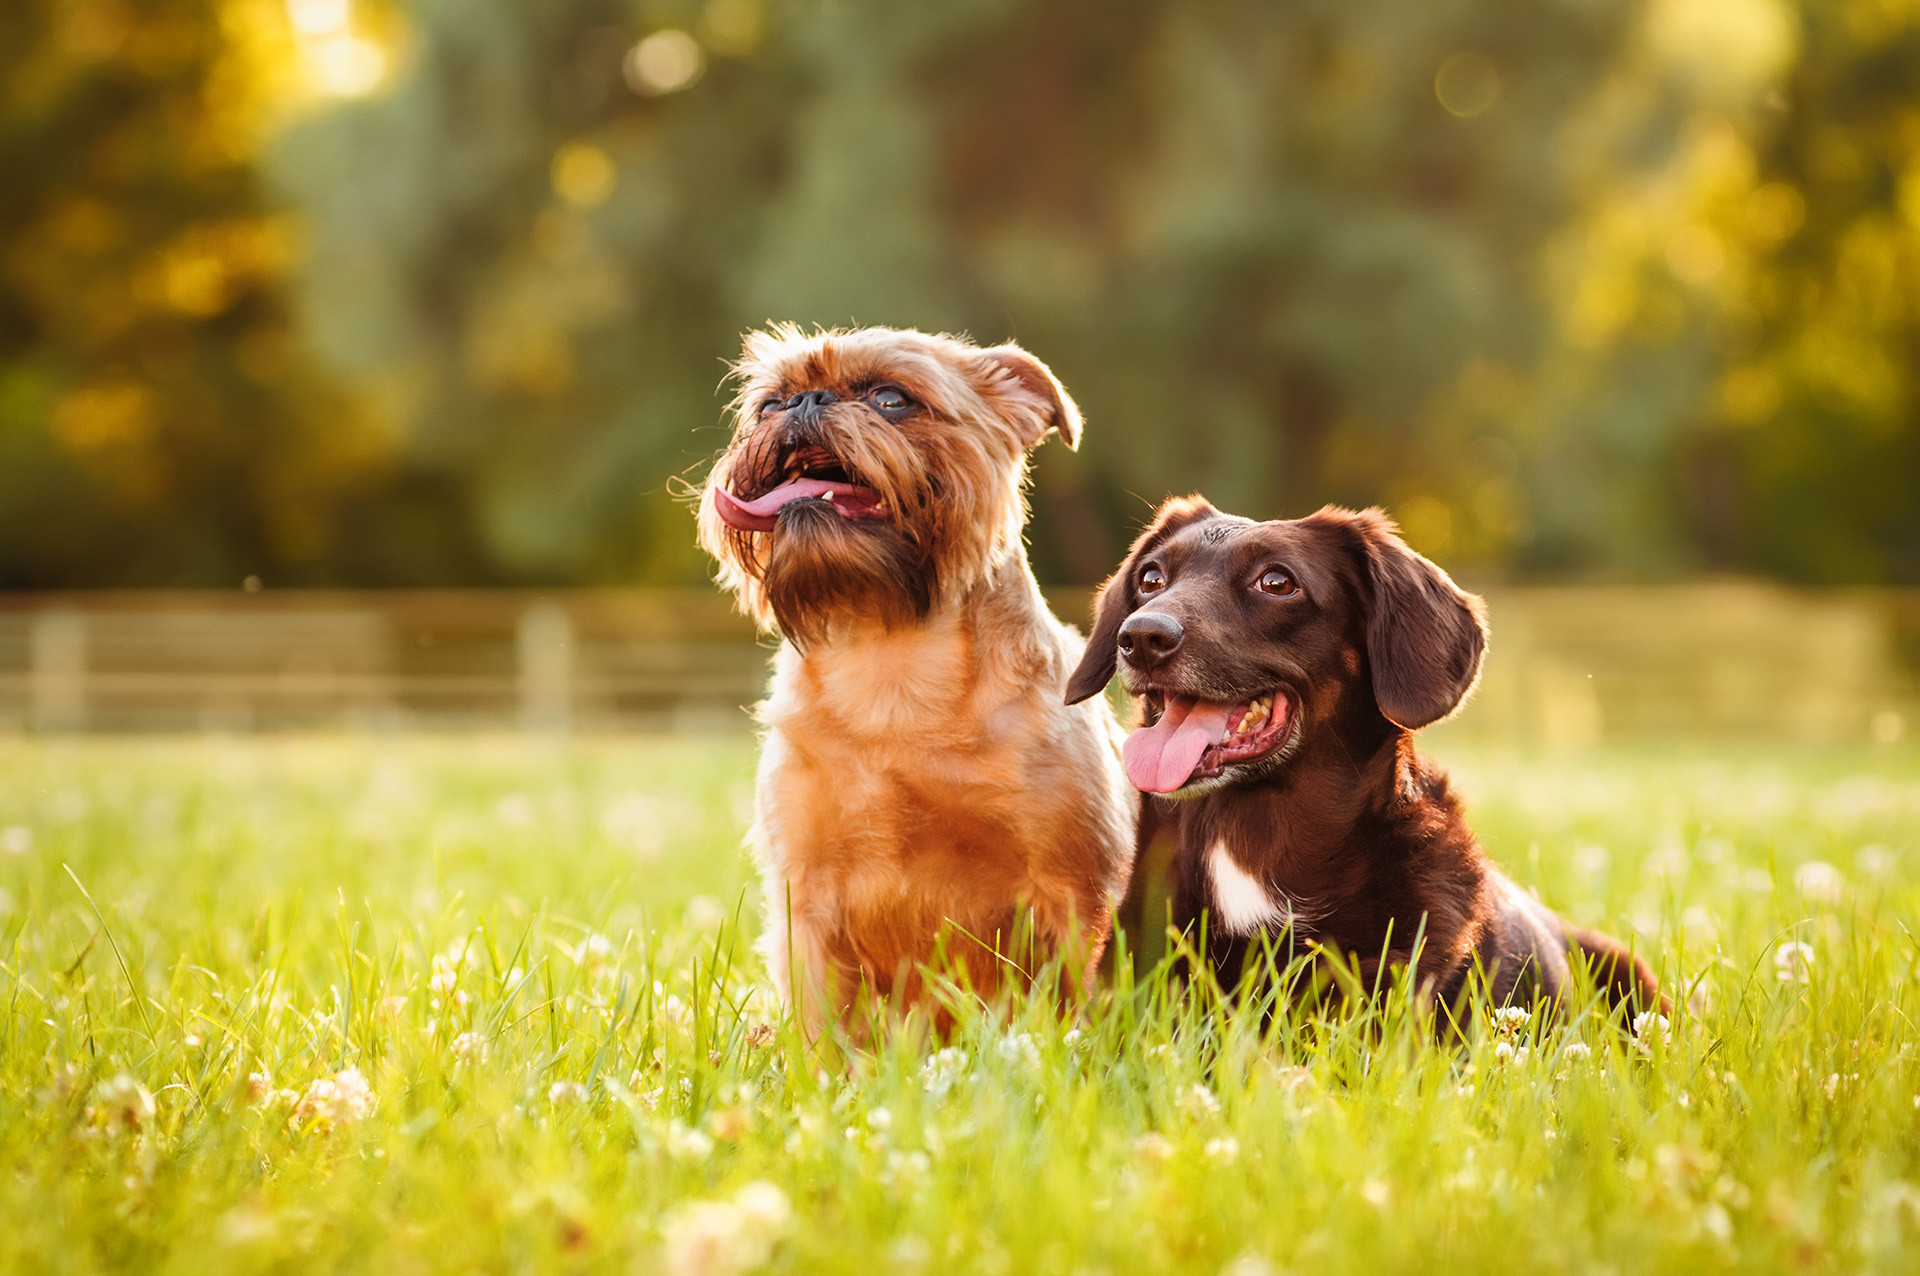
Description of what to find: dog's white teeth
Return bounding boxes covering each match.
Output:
[821,491,834,502]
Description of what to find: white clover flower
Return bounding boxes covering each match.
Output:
[889,1235,934,1270]
[865,1106,892,1132]
[1178,1083,1221,1120]
[920,1047,970,1098]
[429,955,460,998]
[549,1080,588,1105]
[661,1181,791,1276]
[1632,1012,1671,1053]
[1492,1006,1532,1032]
[666,1121,715,1161]
[0,826,33,856]
[577,931,615,965]
[1856,844,1895,878]
[731,1181,792,1234]
[1794,861,1846,906]
[882,1149,932,1187]
[1062,1027,1085,1049]
[1134,1132,1176,1161]
[452,1031,488,1065]
[1203,1136,1240,1164]
[294,1067,374,1128]
[1360,1177,1392,1207]
[1775,941,1815,985]
[1562,1042,1593,1064]
[1221,1253,1279,1276]
[1492,1040,1531,1066]
[998,1032,1040,1069]
[91,1073,155,1137]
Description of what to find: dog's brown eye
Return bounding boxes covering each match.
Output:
[1258,569,1299,597]
[869,386,912,413]
[1138,566,1167,594]
[759,396,783,415]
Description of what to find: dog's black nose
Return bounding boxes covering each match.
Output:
[1117,612,1183,670]
[782,389,838,414]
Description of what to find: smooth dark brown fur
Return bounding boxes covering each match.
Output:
[1067,497,1661,1018]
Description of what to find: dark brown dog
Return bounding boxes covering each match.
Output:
[1065,496,1660,1017]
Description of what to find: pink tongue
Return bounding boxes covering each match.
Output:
[1122,695,1235,793]
[713,478,875,531]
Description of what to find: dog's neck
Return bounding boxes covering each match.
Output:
[764,553,1061,742]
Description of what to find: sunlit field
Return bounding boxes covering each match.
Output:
[2,735,1917,1274]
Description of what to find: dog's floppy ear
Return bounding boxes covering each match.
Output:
[1346,508,1488,730]
[1065,496,1219,704]
[980,345,1082,451]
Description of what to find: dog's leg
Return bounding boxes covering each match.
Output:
[760,884,843,1037]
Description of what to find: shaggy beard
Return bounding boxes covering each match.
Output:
[760,502,935,650]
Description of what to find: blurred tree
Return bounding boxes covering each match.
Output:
[0,0,409,587]
[1708,1,1920,582]
[2,0,1915,587]
[1500,0,1920,583]
[270,0,1640,585]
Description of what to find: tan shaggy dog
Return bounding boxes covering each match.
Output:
[696,325,1136,1033]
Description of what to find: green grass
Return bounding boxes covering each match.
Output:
[1,735,1917,1274]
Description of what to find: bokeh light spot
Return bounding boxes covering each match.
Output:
[1666,224,1725,283]
[286,0,350,37]
[1748,182,1806,243]
[1435,52,1500,118]
[163,253,232,316]
[551,143,617,208]
[625,30,704,96]
[307,35,388,98]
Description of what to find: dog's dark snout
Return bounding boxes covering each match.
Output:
[783,389,839,415]
[1117,612,1183,669]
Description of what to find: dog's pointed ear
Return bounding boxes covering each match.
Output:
[1065,496,1219,704]
[1345,508,1488,730]
[980,345,1082,451]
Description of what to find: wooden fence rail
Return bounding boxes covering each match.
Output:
[0,585,1914,744]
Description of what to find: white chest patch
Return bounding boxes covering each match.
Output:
[1206,840,1290,936]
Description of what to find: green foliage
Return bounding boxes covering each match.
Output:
[3,0,1919,585]
[0,736,1917,1272]
[0,0,382,587]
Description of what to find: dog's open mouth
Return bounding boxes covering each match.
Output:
[1122,691,1294,794]
[713,447,888,532]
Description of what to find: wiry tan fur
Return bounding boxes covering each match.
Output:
[696,326,1136,1032]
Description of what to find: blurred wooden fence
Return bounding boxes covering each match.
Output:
[0,585,1914,744]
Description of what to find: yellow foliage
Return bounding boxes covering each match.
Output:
[52,381,157,453]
